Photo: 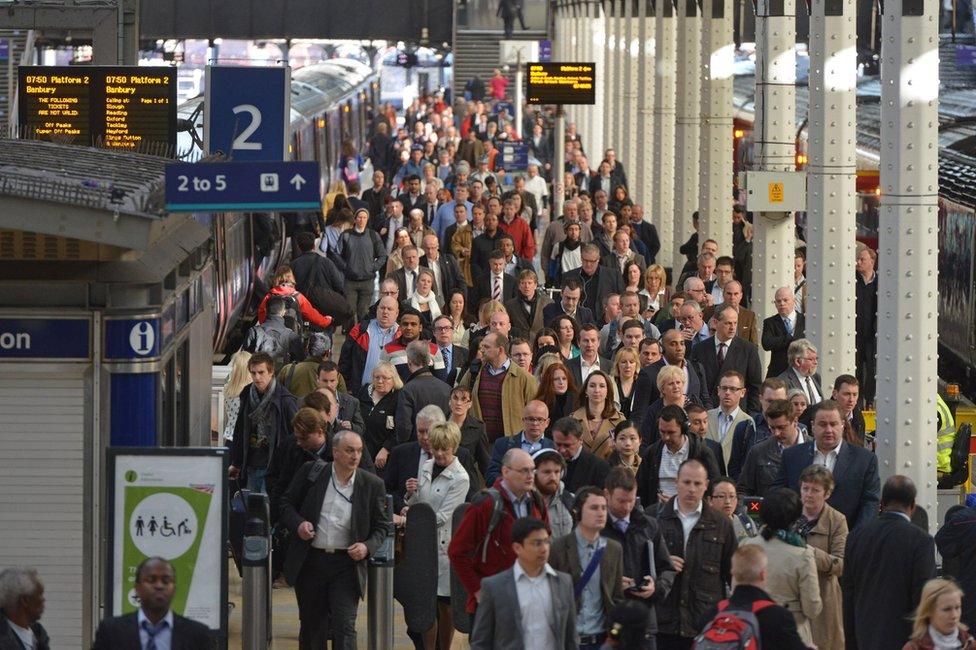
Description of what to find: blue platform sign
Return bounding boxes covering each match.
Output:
[204,66,291,162]
[500,142,530,172]
[164,161,321,212]
[104,318,161,360]
[0,317,91,360]
[538,40,552,62]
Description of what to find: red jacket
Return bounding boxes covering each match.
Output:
[447,478,550,613]
[498,214,536,260]
[257,285,332,329]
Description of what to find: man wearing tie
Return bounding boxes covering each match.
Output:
[420,234,465,302]
[381,201,406,254]
[432,314,468,386]
[706,370,755,467]
[476,250,516,307]
[91,557,213,649]
[777,339,823,407]
[762,287,805,378]
[390,246,423,299]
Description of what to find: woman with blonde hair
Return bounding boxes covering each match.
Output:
[904,579,973,649]
[410,268,442,328]
[611,347,640,419]
[403,421,469,650]
[640,264,668,319]
[222,349,252,442]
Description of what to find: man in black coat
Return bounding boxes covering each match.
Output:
[632,329,712,427]
[504,269,553,342]
[361,169,390,220]
[91,557,213,649]
[699,545,811,649]
[430,314,468,386]
[562,244,625,323]
[541,278,597,327]
[394,342,452,445]
[0,567,50,650]
[774,400,880,531]
[842,475,937,650]
[473,250,518,308]
[551,416,610,493]
[419,233,466,302]
[761,286,805,378]
[602,467,677,640]
[636,405,721,508]
[367,122,396,179]
[290,232,345,298]
[936,505,976,629]
[690,305,763,413]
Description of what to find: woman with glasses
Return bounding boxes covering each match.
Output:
[795,465,847,650]
[448,386,489,484]
[534,361,579,436]
[572,370,625,460]
[553,314,581,360]
[709,477,758,541]
[359,361,402,469]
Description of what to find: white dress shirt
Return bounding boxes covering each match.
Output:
[677,500,704,550]
[137,608,174,650]
[7,619,37,650]
[813,440,843,473]
[514,561,559,650]
[580,354,602,383]
[312,469,355,549]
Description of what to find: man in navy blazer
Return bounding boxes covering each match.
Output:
[91,557,213,650]
[484,400,554,485]
[542,278,597,327]
[690,305,763,413]
[774,400,880,530]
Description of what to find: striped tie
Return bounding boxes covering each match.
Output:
[492,276,502,302]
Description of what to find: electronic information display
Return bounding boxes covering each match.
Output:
[18,66,177,150]
[525,62,596,105]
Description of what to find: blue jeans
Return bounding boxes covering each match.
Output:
[246,468,267,494]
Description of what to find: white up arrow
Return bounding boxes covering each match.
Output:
[290,174,306,190]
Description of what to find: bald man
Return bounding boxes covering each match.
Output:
[484,400,555,484]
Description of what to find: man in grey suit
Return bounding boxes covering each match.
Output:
[280,430,391,650]
[776,338,824,406]
[470,517,577,650]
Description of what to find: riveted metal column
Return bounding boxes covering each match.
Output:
[604,0,617,148]
[614,0,628,154]
[699,0,735,255]
[752,0,796,325]
[623,0,640,178]
[555,1,564,61]
[673,0,702,271]
[876,0,939,521]
[654,0,678,271]
[590,1,608,157]
[637,0,656,209]
[573,1,587,149]
[806,0,857,390]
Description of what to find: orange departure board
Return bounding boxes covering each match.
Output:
[18,66,177,150]
[526,63,596,105]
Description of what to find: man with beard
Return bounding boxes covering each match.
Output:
[533,449,575,539]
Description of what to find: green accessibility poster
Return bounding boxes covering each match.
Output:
[107,448,227,634]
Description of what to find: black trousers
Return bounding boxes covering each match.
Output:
[295,551,360,650]
[657,633,693,650]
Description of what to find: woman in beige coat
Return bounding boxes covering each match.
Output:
[743,487,823,646]
[796,464,848,650]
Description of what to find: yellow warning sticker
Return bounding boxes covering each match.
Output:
[768,182,784,203]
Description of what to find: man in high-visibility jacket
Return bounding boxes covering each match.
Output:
[937,394,956,476]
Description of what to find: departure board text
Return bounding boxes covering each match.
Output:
[525,63,596,105]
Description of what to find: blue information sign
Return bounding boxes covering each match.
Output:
[164,161,321,212]
[0,317,90,359]
[539,40,552,62]
[104,318,161,360]
[957,45,976,67]
[500,142,530,171]
[205,66,290,162]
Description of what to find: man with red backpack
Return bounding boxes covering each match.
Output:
[448,448,550,614]
[694,545,811,649]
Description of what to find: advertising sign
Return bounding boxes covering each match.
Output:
[106,448,228,636]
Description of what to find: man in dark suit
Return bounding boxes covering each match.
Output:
[632,329,712,427]
[800,374,868,446]
[761,286,805,378]
[504,269,553,342]
[388,245,423,299]
[431,314,468,386]
[91,557,213,649]
[0,567,50,650]
[774,400,880,531]
[562,244,625,323]
[690,304,763,413]
[280,430,390,649]
[484,401,555,485]
[394,342,452,445]
[316,361,365,435]
[542,278,597,327]
[397,174,426,215]
[551,417,610,493]
[842,475,937,650]
[419,233,466,302]
[473,250,517,308]
[687,403,728,475]
[470,210,505,280]
[566,324,611,388]
[776,338,824,406]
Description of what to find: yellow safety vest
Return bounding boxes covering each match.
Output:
[936,395,955,475]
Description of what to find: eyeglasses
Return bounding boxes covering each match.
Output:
[523,416,548,424]
[718,385,744,392]
[381,290,398,296]
[506,467,535,476]
[435,325,453,331]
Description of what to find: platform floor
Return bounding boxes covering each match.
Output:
[225,561,470,649]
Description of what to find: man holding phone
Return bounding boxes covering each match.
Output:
[602,466,677,650]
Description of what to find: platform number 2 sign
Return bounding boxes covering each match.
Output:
[129,321,156,356]
[232,104,262,151]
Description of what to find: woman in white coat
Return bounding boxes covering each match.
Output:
[404,420,470,650]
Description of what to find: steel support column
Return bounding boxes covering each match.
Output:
[752,0,796,325]
[554,106,567,218]
[699,0,735,255]
[589,1,607,157]
[613,0,628,154]
[653,0,678,271]
[673,0,702,272]
[876,0,940,521]
[624,0,640,178]
[806,0,857,389]
[604,0,618,148]
[636,0,656,209]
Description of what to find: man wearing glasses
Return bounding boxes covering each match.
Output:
[449,449,551,614]
[706,370,755,468]
[431,314,468,386]
[561,244,624,323]
[484,400,554,485]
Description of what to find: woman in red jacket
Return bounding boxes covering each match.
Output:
[257,265,332,329]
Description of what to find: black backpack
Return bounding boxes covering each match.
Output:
[243,325,286,367]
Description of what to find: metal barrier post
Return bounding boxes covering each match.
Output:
[241,492,271,650]
[368,495,396,650]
